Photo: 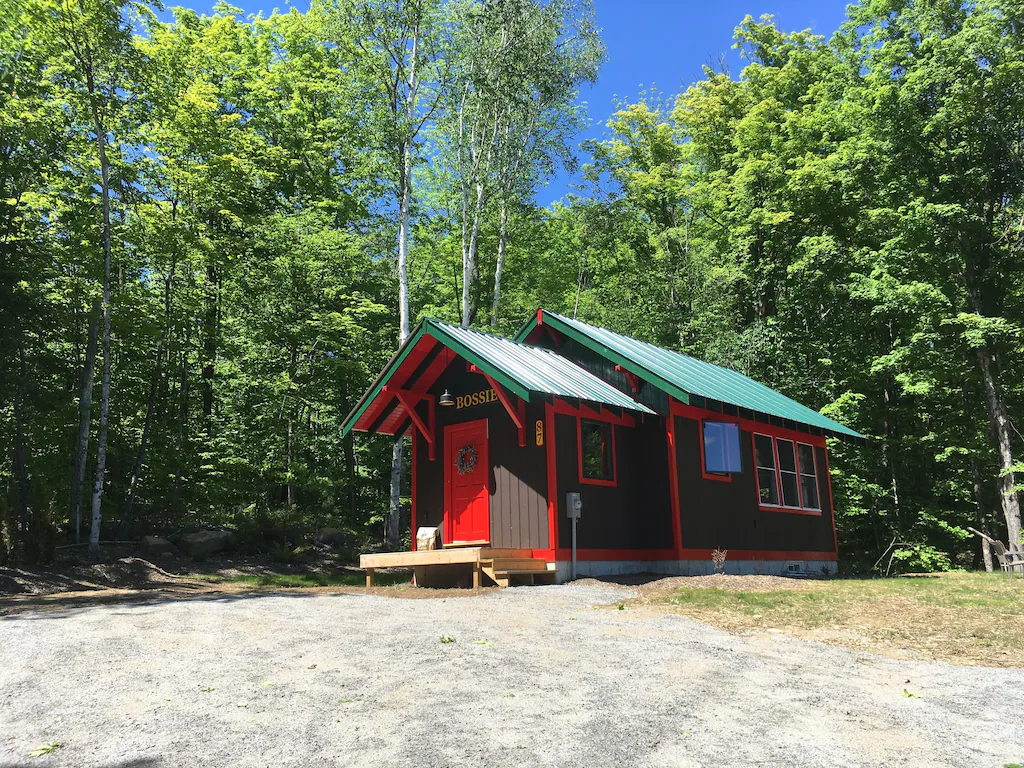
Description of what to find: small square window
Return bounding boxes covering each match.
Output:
[703,421,741,474]
[580,420,614,482]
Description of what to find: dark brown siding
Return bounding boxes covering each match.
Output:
[553,412,674,550]
[673,416,836,553]
[412,360,548,549]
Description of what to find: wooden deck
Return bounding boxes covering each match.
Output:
[360,547,556,588]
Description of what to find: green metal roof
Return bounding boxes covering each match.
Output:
[342,317,654,436]
[516,310,863,440]
[430,320,654,414]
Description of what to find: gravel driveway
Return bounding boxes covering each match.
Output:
[2,583,1022,768]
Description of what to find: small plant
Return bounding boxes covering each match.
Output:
[617,602,626,610]
[199,686,215,692]
[711,549,728,574]
[440,635,455,644]
[820,564,832,578]
[30,742,62,757]
[901,689,921,699]
[472,639,491,646]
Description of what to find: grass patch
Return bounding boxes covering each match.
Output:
[193,570,410,589]
[656,572,1024,667]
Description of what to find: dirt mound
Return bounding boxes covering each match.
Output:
[0,557,191,597]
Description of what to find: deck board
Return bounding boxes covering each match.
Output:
[359,547,533,569]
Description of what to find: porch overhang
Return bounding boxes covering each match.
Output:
[341,318,654,440]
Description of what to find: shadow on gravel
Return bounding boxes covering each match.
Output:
[2,760,162,768]
[0,588,360,620]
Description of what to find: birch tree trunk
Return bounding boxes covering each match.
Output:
[461,178,485,327]
[490,198,507,327]
[387,23,420,546]
[72,304,99,544]
[86,63,113,555]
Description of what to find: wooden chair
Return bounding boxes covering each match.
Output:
[968,527,1024,578]
[992,540,1024,578]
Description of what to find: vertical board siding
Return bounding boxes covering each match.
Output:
[411,360,549,549]
[553,412,674,550]
[674,415,836,553]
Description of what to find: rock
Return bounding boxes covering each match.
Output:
[315,528,347,548]
[140,536,176,557]
[179,530,233,559]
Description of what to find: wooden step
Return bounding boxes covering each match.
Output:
[492,569,558,588]
[484,558,549,572]
[480,558,556,588]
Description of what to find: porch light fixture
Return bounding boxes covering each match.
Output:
[439,389,455,407]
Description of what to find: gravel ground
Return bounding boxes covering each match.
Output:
[2,584,1022,768]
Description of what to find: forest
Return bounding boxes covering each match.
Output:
[2,0,1023,572]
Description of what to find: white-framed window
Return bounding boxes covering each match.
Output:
[753,433,821,512]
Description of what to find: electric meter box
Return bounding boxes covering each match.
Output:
[566,491,582,519]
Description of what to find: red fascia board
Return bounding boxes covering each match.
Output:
[352,331,435,432]
[552,398,634,428]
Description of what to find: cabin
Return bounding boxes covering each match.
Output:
[343,310,863,587]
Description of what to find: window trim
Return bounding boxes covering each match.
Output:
[752,432,822,516]
[577,417,617,487]
[700,418,741,482]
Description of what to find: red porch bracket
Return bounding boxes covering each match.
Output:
[384,386,436,460]
[615,364,641,394]
[481,373,526,447]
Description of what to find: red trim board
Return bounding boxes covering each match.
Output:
[665,410,683,557]
[411,430,417,551]
[545,401,558,552]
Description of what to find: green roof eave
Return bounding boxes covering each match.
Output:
[516,309,863,441]
[341,319,533,438]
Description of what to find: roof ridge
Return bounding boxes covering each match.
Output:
[428,316,549,350]
[545,310,781,385]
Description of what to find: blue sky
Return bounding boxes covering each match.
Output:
[544,0,850,203]
[164,0,851,205]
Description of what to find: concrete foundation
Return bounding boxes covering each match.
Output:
[553,558,837,583]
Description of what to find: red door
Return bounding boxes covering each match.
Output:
[445,419,490,544]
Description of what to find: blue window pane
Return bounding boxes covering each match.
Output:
[704,421,741,473]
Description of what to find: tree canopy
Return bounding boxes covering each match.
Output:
[2,0,1022,572]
